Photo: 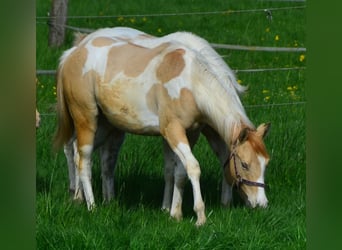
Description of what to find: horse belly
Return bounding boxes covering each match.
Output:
[96,82,160,135]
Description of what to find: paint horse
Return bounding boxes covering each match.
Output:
[54,27,271,226]
[64,28,245,209]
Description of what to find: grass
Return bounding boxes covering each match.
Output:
[36,0,306,249]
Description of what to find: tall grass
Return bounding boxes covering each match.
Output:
[36,0,305,249]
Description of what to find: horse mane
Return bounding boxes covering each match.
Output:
[170,32,247,95]
[189,47,254,145]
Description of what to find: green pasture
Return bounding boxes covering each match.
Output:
[36,0,306,249]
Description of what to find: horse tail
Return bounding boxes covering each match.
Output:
[73,32,88,46]
[53,64,74,152]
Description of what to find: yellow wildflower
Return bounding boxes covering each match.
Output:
[275,35,279,41]
[157,28,162,33]
[262,89,269,94]
[264,96,270,101]
[237,79,242,85]
[265,27,270,32]
[287,85,298,91]
[299,54,305,62]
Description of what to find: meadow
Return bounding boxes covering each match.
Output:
[36,0,306,249]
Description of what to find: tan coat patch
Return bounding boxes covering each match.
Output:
[146,84,200,149]
[104,42,170,81]
[156,49,185,84]
[96,79,156,134]
[62,47,98,146]
[91,37,116,47]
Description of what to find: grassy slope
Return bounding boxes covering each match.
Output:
[36,0,305,249]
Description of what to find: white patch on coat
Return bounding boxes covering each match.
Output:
[82,43,112,77]
[163,77,190,99]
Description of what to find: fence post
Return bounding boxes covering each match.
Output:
[48,0,69,47]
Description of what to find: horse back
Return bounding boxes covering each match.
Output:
[58,31,201,136]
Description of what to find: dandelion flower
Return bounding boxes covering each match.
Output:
[237,79,242,85]
[157,28,162,33]
[299,54,305,62]
[264,96,270,101]
[275,35,279,41]
[262,89,269,94]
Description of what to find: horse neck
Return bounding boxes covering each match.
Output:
[192,62,253,145]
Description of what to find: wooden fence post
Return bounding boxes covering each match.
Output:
[48,0,69,47]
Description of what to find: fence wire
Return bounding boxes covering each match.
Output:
[36,5,305,20]
[37,4,306,113]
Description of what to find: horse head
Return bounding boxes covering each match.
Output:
[225,123,271,208]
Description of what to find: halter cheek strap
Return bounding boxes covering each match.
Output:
[224,151,266,189]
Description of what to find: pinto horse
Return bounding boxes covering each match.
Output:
[54,27,270,226]
[64,28,241,208]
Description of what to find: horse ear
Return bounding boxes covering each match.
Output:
[256,123,271,138]
[237,127,250,144]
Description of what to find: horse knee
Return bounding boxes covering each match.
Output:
[186,161,201,180]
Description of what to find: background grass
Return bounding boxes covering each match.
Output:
[36,0,305,249]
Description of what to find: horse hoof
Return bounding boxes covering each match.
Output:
[195,217,206,227]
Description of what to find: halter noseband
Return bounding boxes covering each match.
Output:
[224,150,266,189]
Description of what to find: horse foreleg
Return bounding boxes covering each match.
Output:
[162,121,206,226]
[100,130,125,202]
[202,126,232,206]
[162,128,201,212]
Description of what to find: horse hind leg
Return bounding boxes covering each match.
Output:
[63,137,77,198]
[170,158,187,221]
[72,139,84,201]
[72,111,97,210]
[202,125,232,207]
[99,129,125,202]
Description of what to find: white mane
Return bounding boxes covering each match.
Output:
[163,32,247,95]
[191,49,254,143]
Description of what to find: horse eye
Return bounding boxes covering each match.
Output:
[241,162,249,170]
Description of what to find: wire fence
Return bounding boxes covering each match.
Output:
[38,101,306,117]
[36,5,306,20]
[36,66,305,76]
[37,4,306,113]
